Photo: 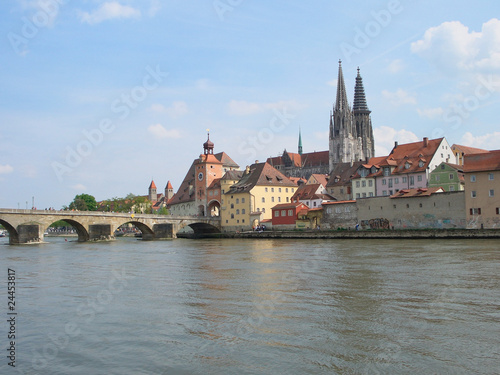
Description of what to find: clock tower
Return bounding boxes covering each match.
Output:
[194,131,224,216]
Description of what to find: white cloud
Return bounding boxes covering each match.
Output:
[387,59,404,74]
[382,89,417,106]
[148,124,181,139]
[148,0,161,17]
[411,19,500,73]
[0,164,14,175]
[150,101,188,118]
[374,126,419,156]
[79,2,141,25]
[227,100,306,116]
[71,184,87,191]
[417,107,444,119]
[460,131,500,150]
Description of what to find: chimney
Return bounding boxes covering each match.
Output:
[394,141,398,148]
[423,137,428,147]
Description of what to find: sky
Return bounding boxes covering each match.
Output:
[1,0,500,209]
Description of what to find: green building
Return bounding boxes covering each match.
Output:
[428,162,464,192]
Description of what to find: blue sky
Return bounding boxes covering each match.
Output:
[1,0,499,209]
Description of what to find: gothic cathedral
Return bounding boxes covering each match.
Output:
[329,61,375,172]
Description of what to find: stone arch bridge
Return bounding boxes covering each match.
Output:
[0,209,221,245]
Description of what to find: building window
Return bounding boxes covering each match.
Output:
[449,174,454,180]
[382,190,387,196]
[393,204,397,209]
[231,214,234,219]
[242,219,245,223]
[271,197,275,202]
[286,188,289,193]
[490,189,495,197]
[335,207,342,213]
[241,198,245,203]
[237,220,239,223]
[278,197,281,202]
[265,187,268,192]
[313,201,317,207]
[361,180,366,187]
[418,175,422,182]
[470,208,481,215]
[450,185,455,191]
[496,207,499,215]
[382,179,387,185]
[369,180,373,187]
[435,175,440,182]
[471,191,477,198]
[262,197,265,203]
[384,168,390,176]
[236,198,239,204]
[271,188,274,193]
[369,192,374,197]
[419,203,423,208]
[402,177,407,183]
[340,188,344,194]
[262,208,265,213]
[275,211,280,217]
[356,181,360,188]
[286,197,289,202]
[345,206,350,213]
[231,203,234,209]
[288,209,293,216]
[394,177,399,184]
[242,209,246,214]
[279,188,282,193]
[406,204,410,208]
[489,173,494,181]
[389,190,393,195]
[410,176,415,185]
[280,210,285,216]
[470,175,476,182]
[356,193,360,199]
[441,164,445,170]
[236,209,240,214]
[388,179,393,188]
[362,193,366,198]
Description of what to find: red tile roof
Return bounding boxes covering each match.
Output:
[463,150,500,172]
[452,144,489,155]
[149,180,157,189]
[266,150,329,168]
[390,187,444,198]
[227,162,296,193]
[308,173,329,187]
[166,180,173,189]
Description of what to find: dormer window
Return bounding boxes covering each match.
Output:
[418,160,425,168]
[405,162,411,169]
[383,168,390,177]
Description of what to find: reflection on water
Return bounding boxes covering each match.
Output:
[0,237,499,374]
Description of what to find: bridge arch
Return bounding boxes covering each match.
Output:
[0,219,18,244]
[45,219,89,242]
[183,222,221,235]
[112,220,154,240]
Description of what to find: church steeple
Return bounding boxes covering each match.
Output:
[353,67,370,113]
[298,127,303,155]
[335,60,350,113]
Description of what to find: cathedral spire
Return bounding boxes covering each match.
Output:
[335,60,350,112]
[298,127,303,155]
[353,67,370,113]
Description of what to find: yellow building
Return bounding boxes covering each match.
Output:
[221,162,297,231]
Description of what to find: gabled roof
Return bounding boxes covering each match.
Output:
[308,173,329,187]
[463,150,500,172]
[289,177,307,185]
[207,178,221,190]
[221,170,244,181]
[326,161,364,187]
[390,187,444,198]
[227,162,296,194]
[372,137,444,176]
[168,162,196,205]
[292,183,322,201]
[452,144,489,155]
[214,152,240,169]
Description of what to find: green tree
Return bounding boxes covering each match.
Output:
[158,206,169,215]
[69,194,97,211]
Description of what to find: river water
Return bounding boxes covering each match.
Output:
[0,236,499,375]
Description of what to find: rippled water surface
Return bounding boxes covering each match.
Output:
[1,236,499,374]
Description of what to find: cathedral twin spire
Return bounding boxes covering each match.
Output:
[329,60,375,170]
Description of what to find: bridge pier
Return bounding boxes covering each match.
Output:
[89,224,114,241]
[17,224,44,244]
[151,224,175,240]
